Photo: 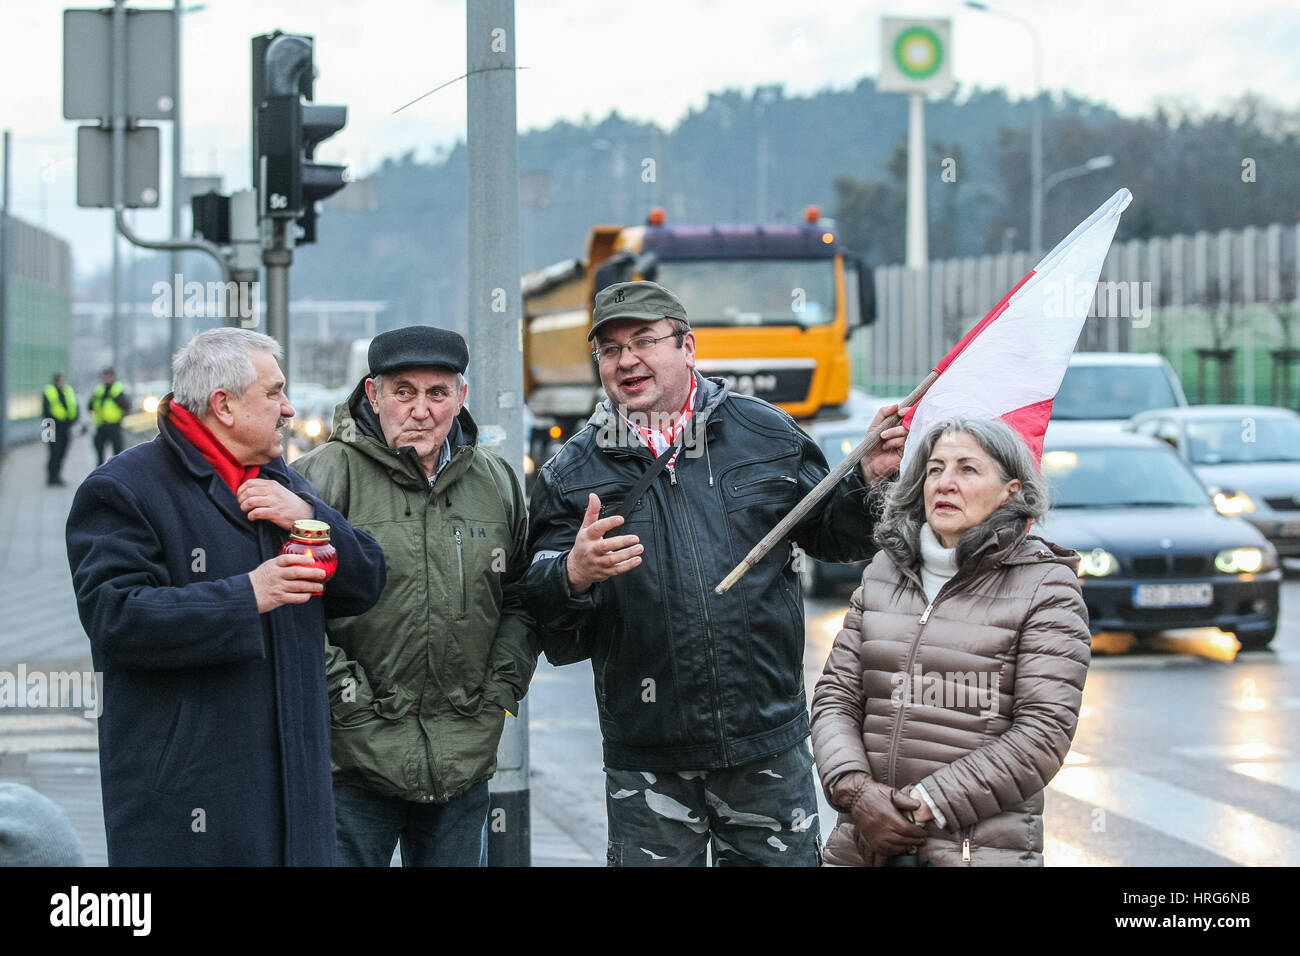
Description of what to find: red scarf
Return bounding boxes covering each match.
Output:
[164,398,261,493]
[619,374,698,468]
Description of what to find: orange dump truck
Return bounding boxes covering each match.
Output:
[522,207,875,470]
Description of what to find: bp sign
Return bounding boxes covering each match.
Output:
[878,17,954,94]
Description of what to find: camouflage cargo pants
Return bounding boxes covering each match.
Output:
[604,741,822,867]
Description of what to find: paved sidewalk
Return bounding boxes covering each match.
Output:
[0,438,598,867]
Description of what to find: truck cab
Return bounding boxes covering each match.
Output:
[523,207,875,473]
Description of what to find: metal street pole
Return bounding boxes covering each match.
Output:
[1029,36,1043,257]
[965,1,1042,255]
[1,131,10,454]
[905,91,928,268]
[111,0,127,375]
[263,230,291,375]
[169,0,182,366]
[467,0,529,868]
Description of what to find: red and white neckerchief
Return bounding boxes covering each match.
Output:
[620,374,697,468]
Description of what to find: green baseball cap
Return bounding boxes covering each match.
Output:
[589,281,690,341]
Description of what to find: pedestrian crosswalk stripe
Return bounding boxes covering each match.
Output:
[1042,836,1111,867]
[1228,762,1300,793]
[1172,743,1292,761]
[1049,765,1299,867]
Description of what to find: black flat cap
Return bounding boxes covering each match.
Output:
[368,326,469,376]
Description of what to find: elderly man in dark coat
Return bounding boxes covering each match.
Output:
[66,328,386,865]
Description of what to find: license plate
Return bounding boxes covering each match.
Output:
[1276,521,1300,538]
[1133,583,1213,608]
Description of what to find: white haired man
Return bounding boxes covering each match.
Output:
[65,327,386,865]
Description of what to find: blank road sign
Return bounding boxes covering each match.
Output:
[64,8,177,121]
[76,126,161,208]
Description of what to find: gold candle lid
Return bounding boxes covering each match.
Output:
[290,519,331,542]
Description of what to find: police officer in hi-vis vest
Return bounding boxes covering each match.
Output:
[90,368,130,466]
[42,373,79,487]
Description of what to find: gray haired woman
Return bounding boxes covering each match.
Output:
[811,417,1090,866]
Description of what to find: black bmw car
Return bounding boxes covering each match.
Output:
[1040,427,1282,649]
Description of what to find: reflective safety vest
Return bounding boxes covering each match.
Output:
[92,381,126,425]
[43,384,77,422]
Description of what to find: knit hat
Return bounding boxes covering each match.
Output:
[0,783,85,866]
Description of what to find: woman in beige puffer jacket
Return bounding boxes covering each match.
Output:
[811,417,1090,866]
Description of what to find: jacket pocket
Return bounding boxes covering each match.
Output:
[453,528,467,618]
[330,679,416,729]
[728,474,797,498]
[777,581,805,697]
[151,697,197,794]
[446,685,486,717]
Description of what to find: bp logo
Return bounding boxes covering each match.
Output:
[893,25,944,80]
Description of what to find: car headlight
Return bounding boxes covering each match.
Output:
[1214,546,1275,574]
[142,395,160,414]
[1213,491,1256,515]
[523,454,535,476]
[1077,548,1120,577]
[304,419,323,439]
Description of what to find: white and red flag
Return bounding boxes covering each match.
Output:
[899,188,1133,473]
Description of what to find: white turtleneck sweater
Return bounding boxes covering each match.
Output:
[919,522,959,603]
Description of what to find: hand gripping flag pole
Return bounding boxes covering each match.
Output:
[714,188,1132,596]
[713,370,937,595]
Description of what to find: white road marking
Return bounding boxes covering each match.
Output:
[1228,762,1300,793]
[1049,765,1300,866]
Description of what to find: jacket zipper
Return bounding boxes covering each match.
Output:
[673,463,728,763]
[885,573,963,787]
[454,528,466,617]
[963,833,972,863]
[731,475,796,495]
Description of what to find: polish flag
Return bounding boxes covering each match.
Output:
[900,188,1133,474]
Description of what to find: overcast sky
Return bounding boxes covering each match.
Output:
[4,0,1299,276]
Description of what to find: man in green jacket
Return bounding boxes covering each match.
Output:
[294,326,537,866]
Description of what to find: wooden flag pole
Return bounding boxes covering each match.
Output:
[713,370,939,595]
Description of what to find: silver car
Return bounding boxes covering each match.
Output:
[1127,405,1300,559]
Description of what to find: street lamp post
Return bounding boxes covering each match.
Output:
[170,0,182,369]
[965,1,1043,255]
[1043,154,1115,199]
[170,3,205,367]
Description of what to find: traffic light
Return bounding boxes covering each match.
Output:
[191,191,231,245]
[252,31,348,244]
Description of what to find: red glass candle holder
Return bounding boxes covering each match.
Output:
[281,519,338,586]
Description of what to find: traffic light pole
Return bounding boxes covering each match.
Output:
[1,131,10,455]
[251,31,348,373]
[262,223,292,380]
[106,1,231,333]
[467,0,530,868]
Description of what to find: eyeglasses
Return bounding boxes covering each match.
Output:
[592,332,682,363]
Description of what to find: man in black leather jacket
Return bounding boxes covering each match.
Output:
[519,281,905,866]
